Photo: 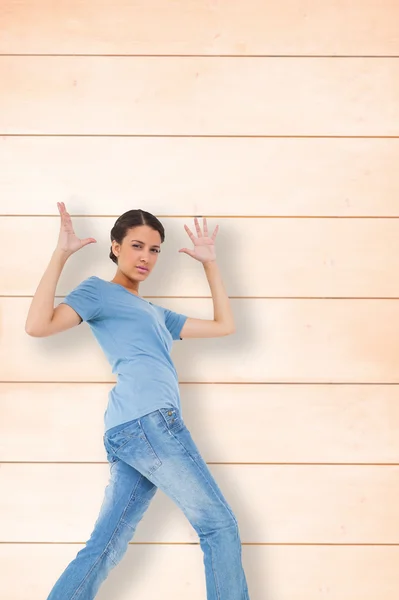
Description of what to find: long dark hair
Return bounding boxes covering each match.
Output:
[109,209,165,265]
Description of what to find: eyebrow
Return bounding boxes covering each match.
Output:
[130,239,161,248]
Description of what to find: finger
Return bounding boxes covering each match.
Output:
[62,213,75,232]
[179,248,195,258]
[211,224,219,240]
[60,202,69,216]
[194,216,202,237]
[184,224,196,241]
[203,217,208,237]
[81,238,97,247]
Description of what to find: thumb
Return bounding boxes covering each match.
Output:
[81,238,97,247]
[179,248,195,258]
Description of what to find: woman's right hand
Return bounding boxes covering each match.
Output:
[55,202,97,256]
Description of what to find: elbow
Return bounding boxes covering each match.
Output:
[25,323,44,337]
[25,327,39,337]
[224,325,236,336]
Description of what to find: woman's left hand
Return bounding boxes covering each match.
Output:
[179,217,219,264]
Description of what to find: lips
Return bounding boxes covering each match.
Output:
[136,266,148,272]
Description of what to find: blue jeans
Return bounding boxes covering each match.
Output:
[46,407,250,599]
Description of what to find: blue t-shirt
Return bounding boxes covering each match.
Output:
[60,276,188,432]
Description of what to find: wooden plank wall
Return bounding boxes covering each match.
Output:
[1,1,399,598]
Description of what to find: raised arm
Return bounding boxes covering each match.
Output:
[178,217,235,339]
[179,261,235,338]
[25,202,97,337]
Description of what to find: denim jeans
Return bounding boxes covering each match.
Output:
[46,407,250,599]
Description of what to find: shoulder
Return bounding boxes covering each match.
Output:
[79,275,104,291]
[62,276,103,323]
[63,276,103,307]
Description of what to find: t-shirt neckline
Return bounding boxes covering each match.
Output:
[98,277,152,305]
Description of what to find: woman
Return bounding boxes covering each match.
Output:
[25,202,250,600]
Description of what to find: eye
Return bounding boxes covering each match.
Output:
[132,244,160,253]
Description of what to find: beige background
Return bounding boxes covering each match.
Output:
[1,1,399,598]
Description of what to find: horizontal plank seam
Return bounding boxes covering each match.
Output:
[1,541,398,546]
[1,381,399,385]
[6,296,399,300]
[2,134,399,139]
[3,216,399,220]
[2,54,399,59]
[1,462,398,466]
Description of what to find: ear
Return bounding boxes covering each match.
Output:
[111,240,120,257]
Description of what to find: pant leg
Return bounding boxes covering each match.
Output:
[46,441,157,600]
[104,408,251,600]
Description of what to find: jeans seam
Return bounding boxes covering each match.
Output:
[69,473,144,600]
[160,424,232,600]
[167,425,237,524]
[203,536,221,600]
[137,419,162,471]
[105,430,137,460]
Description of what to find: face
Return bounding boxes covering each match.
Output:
[112,225,161,280]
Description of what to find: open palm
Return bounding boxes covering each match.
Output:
[56,202,97,255]
[179,217,218,264]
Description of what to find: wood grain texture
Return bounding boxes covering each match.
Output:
[2,2,398,597]
[2,137,399,216]
[1,544,398,600]
[3,216,399,297]
[3,298,399,383]
[1,0,399,56]
[1,57,399,135]
[1,383,397,463]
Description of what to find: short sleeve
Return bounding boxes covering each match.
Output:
[60,276,102,324]
[162,307,188,341]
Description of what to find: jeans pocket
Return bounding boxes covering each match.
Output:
[105,420,162,476]
[103,435,120,469]
[104,421,139,456]
[136,420,162,474]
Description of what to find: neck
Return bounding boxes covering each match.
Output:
[111,271,140,295]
